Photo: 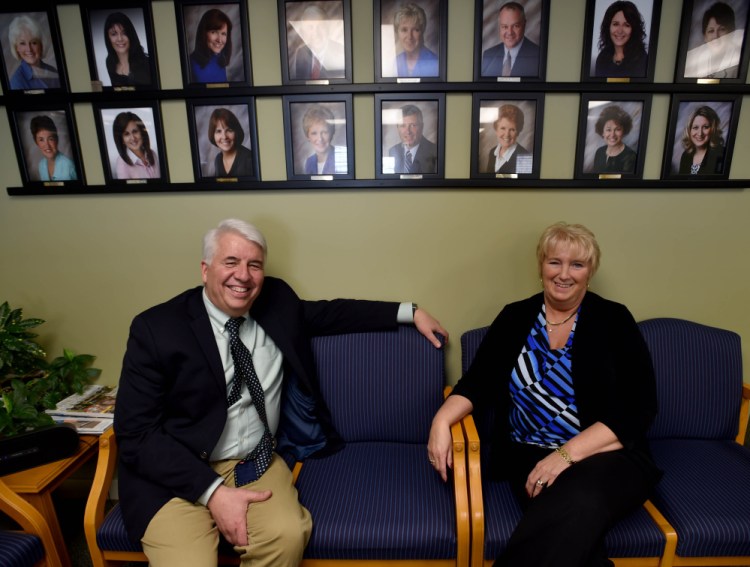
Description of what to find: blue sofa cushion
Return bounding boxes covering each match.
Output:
[296,441,457,559]
[0,530,44,567]
[312,328,445,444]
[650,438,750,557]
[639,318,743,441]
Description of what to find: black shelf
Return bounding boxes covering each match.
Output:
[7,177,750,196]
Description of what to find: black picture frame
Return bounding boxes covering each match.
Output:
[470,93,544,179]
[279,0,351,85]
[574,93,651,180]
[0,7,68,94]
[80,2,160,92]
[674,0,750,83]
[7,104,85,188]
[661,94,741,180]
[374,93,445,179]
[92,101,168,185]
[473,0,549,82]
[282,93,354,180]
[374,0,447,83]
[174,0,252,89]
[186,97,260,183]
[581,0,661,82]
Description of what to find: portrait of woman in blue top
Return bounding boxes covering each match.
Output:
[189,8,233,83]
[7,14,60,90]
[29,115,77,182]
[392,3,439,78]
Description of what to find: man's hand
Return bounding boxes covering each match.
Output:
[414,308,449,348]
[207,484,272,546]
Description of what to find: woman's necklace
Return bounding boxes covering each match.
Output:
[545,309,577,333]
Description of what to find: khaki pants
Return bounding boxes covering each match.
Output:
[142,455,312,567]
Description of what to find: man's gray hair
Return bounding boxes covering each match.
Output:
[203,219,267,263]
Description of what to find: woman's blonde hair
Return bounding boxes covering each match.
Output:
[536,222,601,277]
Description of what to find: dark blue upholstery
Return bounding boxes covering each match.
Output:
[295,326,457,560]
[640,318,743,441]
[0,530,44,567]
[460,326,667,562]
[638,317,750,559]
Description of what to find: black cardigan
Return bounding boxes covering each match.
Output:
[452,292,658,479]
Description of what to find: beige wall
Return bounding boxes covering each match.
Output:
[1,0,749,385]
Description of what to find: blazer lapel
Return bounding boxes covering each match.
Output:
[186,289,228,396]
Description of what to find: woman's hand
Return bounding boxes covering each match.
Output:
[524,450,572,498]
[427,418,453,482]
[427,395,473,482]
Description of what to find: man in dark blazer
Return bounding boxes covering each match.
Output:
[387,104,438,174]
[289,5,345,80]
[481,1,541,78]
[114,218,447,566]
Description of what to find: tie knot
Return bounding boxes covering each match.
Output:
[226,317,244,337]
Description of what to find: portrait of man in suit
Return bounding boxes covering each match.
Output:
[481,1,541,77]
[384,103,438,174]
[285,1,346,81]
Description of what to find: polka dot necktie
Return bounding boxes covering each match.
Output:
[226,317,274,486]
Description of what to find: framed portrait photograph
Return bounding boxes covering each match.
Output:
[661,94,742,180]
[574,94,651,179]
[279,0,351,84]
[374,0,447,82]
[470,93,544,179]
[375,93,445,179]
[174,0,252,88]
[93,101,168,185]
[80,2,160,91]
[186,97,260,182]
[0,7,68,93]
[674,0,750,83]
[581,0,661,82]
[8,105,84,188]
[282,93,354,180]
[473,0,549,82]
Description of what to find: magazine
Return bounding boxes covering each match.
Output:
[46,384,118,419]
[50,415,113,435]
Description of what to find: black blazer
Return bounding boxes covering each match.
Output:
[481,38,541,77]
[485,143,531,174]
[451,292,658,479]
[114,279,399,540]
[387,137,438,174]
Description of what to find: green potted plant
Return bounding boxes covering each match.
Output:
[0,301,101,437]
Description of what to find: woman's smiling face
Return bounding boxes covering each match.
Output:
[690,115,712,149]
[609,11,632,49]
[122,120,143,153]
[108,23,130,56]
[213,120,236,153]
[207,24,228,55]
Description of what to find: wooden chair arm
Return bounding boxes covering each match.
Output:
[461,413,485,567]
[737,383,750,445]
[450,418,470,567]
[642,500,677,567]
[83,427,117,564]
[0,477,64,567]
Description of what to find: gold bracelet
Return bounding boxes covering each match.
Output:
[555,446,576,465]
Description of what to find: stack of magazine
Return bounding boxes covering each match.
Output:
[46,384,117,435]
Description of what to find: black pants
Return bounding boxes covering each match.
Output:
[493,443,659,567]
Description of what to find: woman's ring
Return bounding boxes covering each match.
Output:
[536,479,547,487]
[429,458,436,464]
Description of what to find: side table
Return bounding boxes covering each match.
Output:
[1,434,100,567]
